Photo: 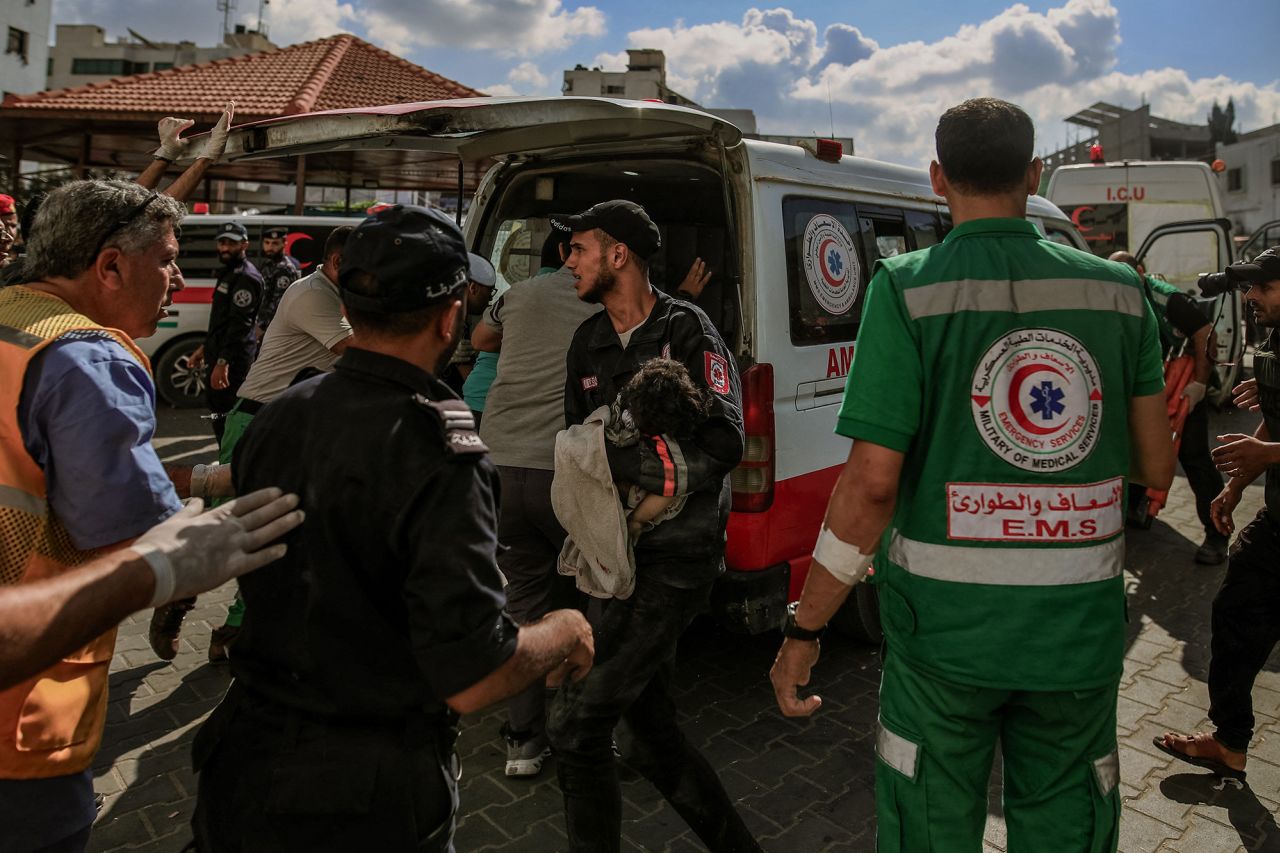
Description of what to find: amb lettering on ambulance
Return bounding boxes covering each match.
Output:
[209,96,1090,640]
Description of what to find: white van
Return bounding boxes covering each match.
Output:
[148,214,362,407]
[1046,161,1247,397]
[219,97,1090,638]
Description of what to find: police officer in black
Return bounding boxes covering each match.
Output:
[190,204,594,853]
[254,225,301,340]
[190,221,263,441]
[547,200,760,853]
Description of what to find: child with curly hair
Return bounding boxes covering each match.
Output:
[609,357,711,541]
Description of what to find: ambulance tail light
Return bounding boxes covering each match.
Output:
[732,363,775,513]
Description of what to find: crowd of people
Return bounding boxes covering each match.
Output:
[0,95,1276,853]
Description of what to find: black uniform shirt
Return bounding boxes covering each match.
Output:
[256,254,302,332]
[1253,329,1280,522]
[230,347,519,719]
[206,257,263,367]
[564,288,744,584]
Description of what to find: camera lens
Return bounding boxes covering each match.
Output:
[1197,271,1235,297]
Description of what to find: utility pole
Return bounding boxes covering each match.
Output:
[257,0,271,37]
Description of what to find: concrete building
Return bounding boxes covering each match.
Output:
[1042,102,1213,178]
[563,49,698,106]
[1216,123,1280,242]
[562,50,854,153]
[46,24,275,91]
[1,0,52,98]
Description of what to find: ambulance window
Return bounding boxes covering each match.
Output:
[906,211,942,250]
[781,196,865,346]
[174,224,226,282]
[860,215,908,262]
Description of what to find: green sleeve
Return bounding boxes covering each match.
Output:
[835,264,922,451]
[1133,295,1166,397]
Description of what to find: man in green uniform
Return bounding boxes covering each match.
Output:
[770,98,1176,852]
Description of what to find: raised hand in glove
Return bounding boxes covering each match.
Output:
[131,487,303,607]
[153,117,195,162]
[197,102,236,163]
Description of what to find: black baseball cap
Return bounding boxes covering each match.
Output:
[1226,247,1280,283]
[263,226,288,239]
[550,200,661,259]
[339,204,469,314]
[216,222,248,241]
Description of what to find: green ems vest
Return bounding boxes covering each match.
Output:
[836,218,1165,691]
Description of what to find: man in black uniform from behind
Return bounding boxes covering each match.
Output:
[548,200,762,853]
[189,221,263,441]
[191,205,595,852]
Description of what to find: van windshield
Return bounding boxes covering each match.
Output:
[473,157,740,349]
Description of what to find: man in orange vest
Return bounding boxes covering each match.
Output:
[0,179,191,852]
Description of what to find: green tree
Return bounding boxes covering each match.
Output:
[1208,98,1238,146]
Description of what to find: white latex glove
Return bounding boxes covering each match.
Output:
[131,487,303,607]
[1182,380,1207,410]
[196,102,236,163]
[153,116,195,162]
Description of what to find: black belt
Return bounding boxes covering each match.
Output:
[235,397,264,415]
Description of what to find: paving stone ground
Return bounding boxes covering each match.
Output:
[86,406,1279,852]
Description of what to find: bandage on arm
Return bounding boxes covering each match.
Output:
[812,526,874,586]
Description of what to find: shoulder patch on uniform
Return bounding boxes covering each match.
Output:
[704,352,730,395]
[413,394,489,457]
[233,288,255,309]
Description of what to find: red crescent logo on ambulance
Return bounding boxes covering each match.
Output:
[1070,206,1095,233]
[284,232,315,269]
[818,238,847,288]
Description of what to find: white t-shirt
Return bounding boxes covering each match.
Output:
[237,265,352,404]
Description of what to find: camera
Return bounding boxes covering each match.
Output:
[1197,270,1242,297]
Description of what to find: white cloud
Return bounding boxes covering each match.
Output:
[622,0,1280,168]
[268,0,359,44]
[362,0,605,57]
[508,62,550,89]
[484,61,556,97]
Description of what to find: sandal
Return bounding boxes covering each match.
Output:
[1153,732,1247,779]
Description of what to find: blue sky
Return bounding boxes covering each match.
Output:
[52,0,1280,166]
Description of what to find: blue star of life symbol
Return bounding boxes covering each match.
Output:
[1029,380,1066,421]
[826,248,843,277]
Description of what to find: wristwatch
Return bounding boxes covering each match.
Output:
[782,601,825,642]
[215,357,229,367]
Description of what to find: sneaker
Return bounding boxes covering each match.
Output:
[1195,533,1229,565]
[208,624,241,664]
[501,723,551,778]
[148,599,194,661]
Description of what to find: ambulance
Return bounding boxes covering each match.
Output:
[146,214,362,407]
[1045,161,1247,399]
[214,97,1090,640]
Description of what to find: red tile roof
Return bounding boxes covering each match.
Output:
[1,34,485,118]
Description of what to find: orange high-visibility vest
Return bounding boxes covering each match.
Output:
[0,286,150,779]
